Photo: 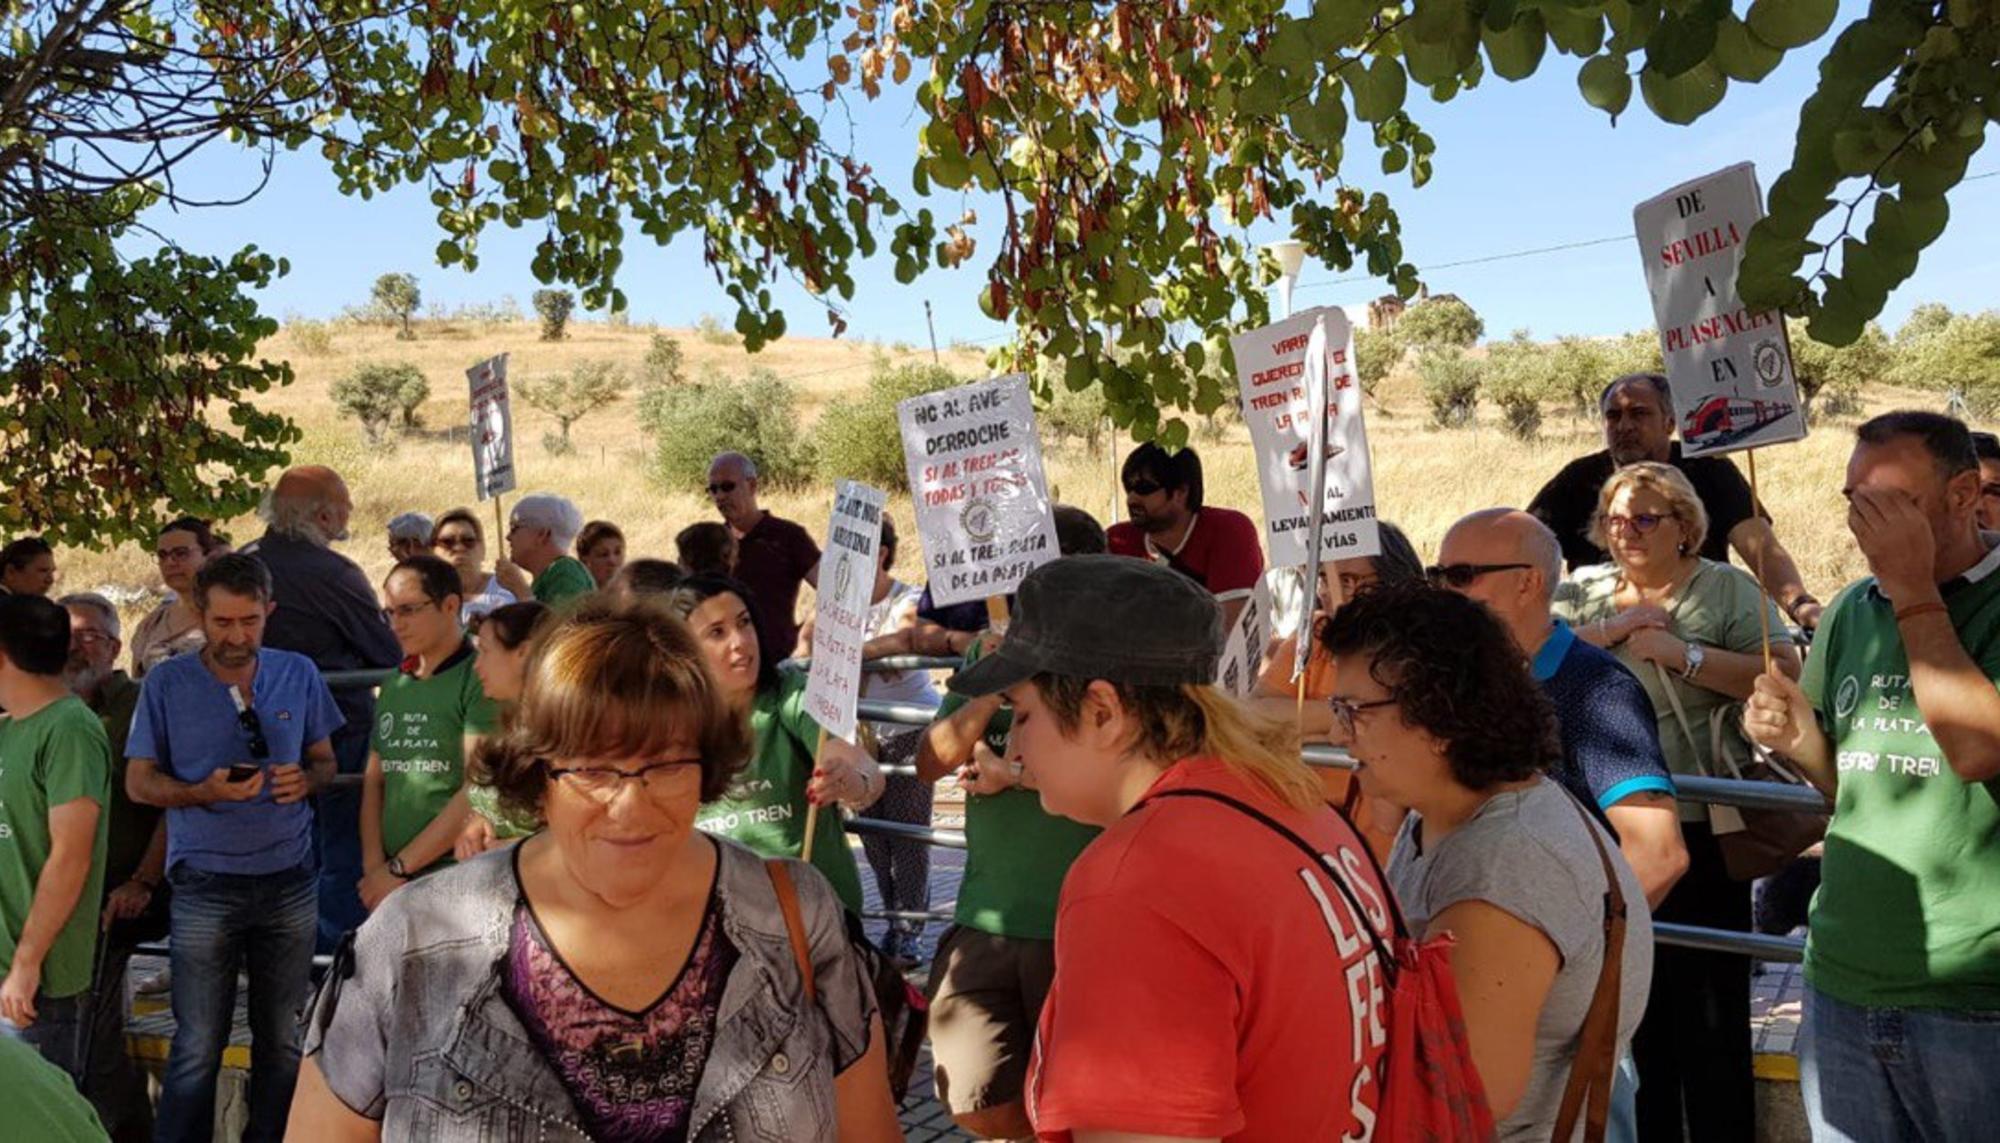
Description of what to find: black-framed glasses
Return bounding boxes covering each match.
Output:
[381,601,442,623]
[1327,695,1398,737]
[1599,512,1667,536]
[547,759,702,803]
[155,544,199,562]
[1124,479,1163,496]
[1426,562,1533,589]
[238,707,270,761]
[707,481,738,495]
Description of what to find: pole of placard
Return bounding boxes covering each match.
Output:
[1747,448,1774,675]
[801,726,829,859]
[492,495,506,549]
[1295,569,1344,729]
[986,595,1010,631]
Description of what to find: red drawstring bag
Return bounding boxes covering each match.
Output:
[1149,789,1497,1142]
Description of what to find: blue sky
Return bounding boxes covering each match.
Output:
[143,3,1995,349]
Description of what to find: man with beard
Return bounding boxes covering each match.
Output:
[126,553,342,1143]
[58,593,161,1140]
[1528,372,1823,628]
[1107,442,1264,631]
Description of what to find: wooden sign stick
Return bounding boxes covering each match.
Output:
[1296,567,1344,731]
[1746,448,1775,676]
[801,726,829,859]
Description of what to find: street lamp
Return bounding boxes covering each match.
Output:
[1264,240,1307,318]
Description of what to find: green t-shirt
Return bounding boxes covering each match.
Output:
[936,643,1100,940]
[1799,560,2000,1009]
[372,645,498,861]
[532,556,596,606]
[695,668,864,913]
[0,1034,107,1140]
[1554,559,1791,822]
[0,695,111,999]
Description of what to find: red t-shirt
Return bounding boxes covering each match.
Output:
[1029,757,1392,1141]
[1106,508,1265,601]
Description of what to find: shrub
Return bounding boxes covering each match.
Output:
[1395,296,1484,352]
[1419,349,1483,428]
[372,273,422,339]
[694,312,736,346]
[287,317,334,357]
[1351,325,1399,401]
[1789,318,1890,424]
[641,333,686,388]
[1483,332,1549,440]
[540,431,576,456]
[1897,301,1953,347]
[1895,311,2000,416]
[644,368,814,489]
[533,289,575,341]
[814,360,966,489]
[332,362,427,444]
[1036,359,1112,453]
[517,361,629,450]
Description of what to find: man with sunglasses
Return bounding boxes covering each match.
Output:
[125,553,343,1143]
[1107,442,1265,632]
[708,450,821,661]
[1972,430,2000,532]
[502,492,595,606]
[1527,372,1823,629]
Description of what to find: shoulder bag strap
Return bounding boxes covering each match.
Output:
[1649,661,1709,771]
[1550,794,1629,1143]
[1146,788,1403,977]
[765,859,818,1004]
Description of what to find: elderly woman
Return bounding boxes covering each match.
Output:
[667,575,882,915]
[430,507,516,627]
[577,520,627,589]
[1553,460,1799,1143]
[128,517,227,676]
[1324,583,1654,1141]
[288,599,902,1142]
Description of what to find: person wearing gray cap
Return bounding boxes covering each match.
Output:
[946,554,1393,1139]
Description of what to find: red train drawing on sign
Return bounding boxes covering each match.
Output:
[1683,394,1796,452]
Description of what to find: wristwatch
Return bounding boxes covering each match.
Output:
[1681,642,1706,681]
[387,856,411,879]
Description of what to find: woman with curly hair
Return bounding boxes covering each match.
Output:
[1322,583,1655,1142]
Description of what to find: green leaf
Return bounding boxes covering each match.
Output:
[1639,59,1727,124]
[1544,6,1607,57]
[1745,0,1838,51]
[1578,54,1633,118]
[1645,11,1720,79]
[1901,194,1951,246]
[1483,13,1549,81]
[1711,15,1784,82]
[1351,56,1408,123]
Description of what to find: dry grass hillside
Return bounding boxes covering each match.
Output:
[54,316,1894,632]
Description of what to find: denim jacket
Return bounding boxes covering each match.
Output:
[301,840,877,1141]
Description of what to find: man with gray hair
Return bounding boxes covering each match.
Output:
[500,491,594,606]
[59,592,161,1137]
[709,451,819,660]
[384,512,433,563]
[1527,372,1824,628]
[241,465,400,948]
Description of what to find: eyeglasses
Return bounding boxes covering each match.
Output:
[1332,572,1377,597]
[238,707,270,762]
[155,545,199,562]
[1327,695,1398,736]
[547,759,702,803]
[72,629,113,647]
[1425,562,1533,589]
[1124,479,1163,496]
[707,481,738,495]
[381,601,441,622]
[1600,512,1668,536]
[435,535,480,551]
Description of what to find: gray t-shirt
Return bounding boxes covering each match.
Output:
[1387,778,1654,1142]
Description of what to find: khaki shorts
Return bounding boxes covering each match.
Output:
[924,925,1056,1115]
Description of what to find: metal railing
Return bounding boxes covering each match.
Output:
[317,660,1822,963]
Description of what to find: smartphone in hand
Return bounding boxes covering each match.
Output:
[227,763,261,783]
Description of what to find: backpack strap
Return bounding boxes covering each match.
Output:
[1550,794,1628,1143]
[1146,788,1403,979]
[765,859,818,1005]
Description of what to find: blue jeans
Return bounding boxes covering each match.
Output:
[0,991,87,1080]
[156,863,318,1143]
[1800,983,2000,1141]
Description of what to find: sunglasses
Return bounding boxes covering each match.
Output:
[1600,512,1668,535]
[237,706,270,762]
[547,759,702,803]
[1327,695,1398,736]
[707,481,738,495]
[1425,562,1533,589]
[1124,479,1164,496]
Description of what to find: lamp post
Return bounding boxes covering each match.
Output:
[1265,240,1307,319]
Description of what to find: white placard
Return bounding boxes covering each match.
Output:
[899,375,1060,607]
[1231,307,1381,569]
[1214,577,1274,699]
[466,354,517,501]
[1633,162,1805,457]
[803,480,887,744]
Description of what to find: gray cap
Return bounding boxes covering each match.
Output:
[947,554,1223,697]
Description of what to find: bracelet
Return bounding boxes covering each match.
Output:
[1894,601,1949,625]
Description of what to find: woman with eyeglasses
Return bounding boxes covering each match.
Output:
[289,598,903,1142]
[1552,460,1799,1143]
[128,517,228,677]
[430,507,516,627]
[664,575,881,915]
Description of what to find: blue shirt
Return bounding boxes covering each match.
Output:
[126,649,344,875]
[1533,621,1677,827]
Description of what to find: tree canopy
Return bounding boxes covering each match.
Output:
[4,0,1989,544]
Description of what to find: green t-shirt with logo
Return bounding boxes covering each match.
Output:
[695,668,864,913]
[532,556,596,606]
[0,696,110,999]
[1801,560,2000,1009]
[373,645,498,861]
[937,643,1100,941]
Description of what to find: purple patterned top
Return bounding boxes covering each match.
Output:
[502,887,738,1142]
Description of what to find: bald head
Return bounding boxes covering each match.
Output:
[263,465,354,546]
[1438,509,1564,653]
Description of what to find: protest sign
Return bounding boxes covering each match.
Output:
[1634,163,1805,457]
[1231,306,1381,570]
[1214,577,1274,699]
[802,481,886,745]
[898,374,1060,608]
[466,353,517,501]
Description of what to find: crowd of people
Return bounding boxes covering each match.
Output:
[0,377,1995,1143]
